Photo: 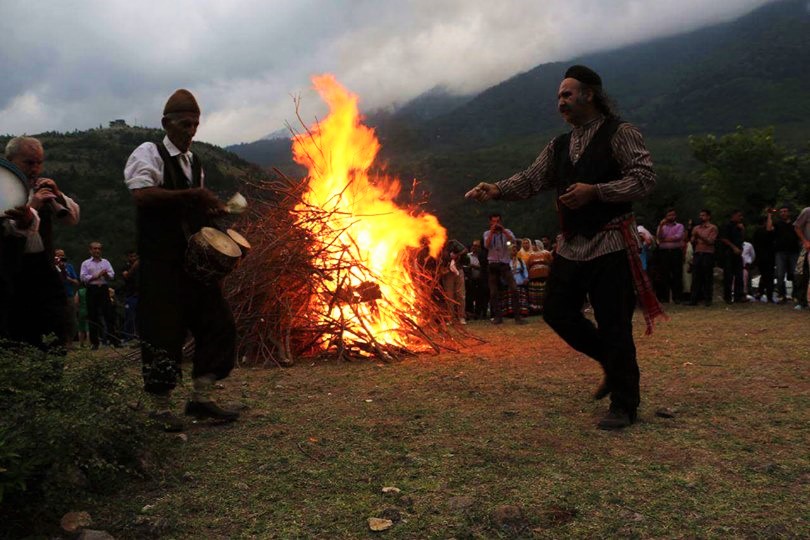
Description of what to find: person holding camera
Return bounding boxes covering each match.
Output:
[2,136,80,348]
[483,213,526,325]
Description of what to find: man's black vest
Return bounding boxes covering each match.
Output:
[136,142,203,261]
[552,117,632,238]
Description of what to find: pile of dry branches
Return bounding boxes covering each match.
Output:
[224,170,472,367]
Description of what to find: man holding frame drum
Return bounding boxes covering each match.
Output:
[124,89,239,432]
[2,137,80,348]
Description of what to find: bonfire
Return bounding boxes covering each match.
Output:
[226,75,469,366]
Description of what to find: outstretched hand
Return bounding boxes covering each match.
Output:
[465,182,500,202]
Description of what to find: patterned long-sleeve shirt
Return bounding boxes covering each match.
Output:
[494,115,656,261]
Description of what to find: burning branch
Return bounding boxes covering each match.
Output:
[224,75,477,365]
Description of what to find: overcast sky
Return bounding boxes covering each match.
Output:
[0,0,776,146]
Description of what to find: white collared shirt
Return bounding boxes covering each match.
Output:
[123,135,205,190]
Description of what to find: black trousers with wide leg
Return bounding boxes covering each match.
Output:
[542,251,640,414]
[138,257,236,395]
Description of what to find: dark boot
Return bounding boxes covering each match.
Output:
[184,400,240,421]
[596,407,636,430]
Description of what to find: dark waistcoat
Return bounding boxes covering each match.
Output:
[552,117,632,239]
[136,142,203,261]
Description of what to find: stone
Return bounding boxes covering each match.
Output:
[368,517,393,531]
[61,511,93,533]
[381,486,401,495]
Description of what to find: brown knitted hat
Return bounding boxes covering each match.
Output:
[163,89,201,115]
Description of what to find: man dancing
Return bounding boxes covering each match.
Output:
[466,65,664,430]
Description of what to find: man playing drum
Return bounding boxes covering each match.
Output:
[124,89,238,431]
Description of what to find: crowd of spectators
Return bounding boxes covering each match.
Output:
[440,205,810,322]
[646,205,809,309]
[440,213,555,324]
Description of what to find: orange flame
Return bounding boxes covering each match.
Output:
[292,74,446,350]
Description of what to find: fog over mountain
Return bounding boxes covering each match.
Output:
[0,0,775,146]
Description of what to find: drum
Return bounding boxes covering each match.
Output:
[226,228,251,257]
[185,227,243,284]
[0,158,29,213]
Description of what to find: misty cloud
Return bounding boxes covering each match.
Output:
[0,0,774,146]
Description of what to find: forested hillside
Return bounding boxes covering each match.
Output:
[0,127,267,272]
[227,0,810,243]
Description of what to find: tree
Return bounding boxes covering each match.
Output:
[689,127,802,221]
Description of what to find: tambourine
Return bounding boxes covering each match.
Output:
[0,158,29,213]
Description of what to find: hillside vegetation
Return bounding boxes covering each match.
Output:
[0,127,266,270]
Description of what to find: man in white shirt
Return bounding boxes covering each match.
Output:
[124,89,237,432]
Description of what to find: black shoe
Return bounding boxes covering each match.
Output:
[593,379,610,401]
[687,301,698,306]
[91,344,99,350]
[515,318,528,325]
[597,408,636,430]
[148,410,185,432]
[184,400,240,421]
[492,318,503,325]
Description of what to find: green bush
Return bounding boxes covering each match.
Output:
[0,341,170,533]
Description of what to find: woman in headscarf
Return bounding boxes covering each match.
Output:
[517,238,534,266]
[504,244,530,319]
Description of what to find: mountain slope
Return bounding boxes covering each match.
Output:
[417,0,810,149]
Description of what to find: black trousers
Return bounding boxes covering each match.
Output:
[138,258,236,395]
[657,248,683,302]
[757,257,774,301]
[690,252,715,304]
[543,251,639,413]
[722,254,744,302]
[465,276,488,318]
[8,252,67,349]
[488,262,521,320]
[86,284,119,347]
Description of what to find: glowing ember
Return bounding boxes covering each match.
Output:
[292,74,446,351]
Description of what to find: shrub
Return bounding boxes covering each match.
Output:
[0,341,170,533]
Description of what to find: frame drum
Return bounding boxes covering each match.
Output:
[0,158,29,213]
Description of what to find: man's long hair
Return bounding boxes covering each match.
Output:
[583,83,618,119]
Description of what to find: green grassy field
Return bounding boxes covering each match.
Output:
[83,303,808,538]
